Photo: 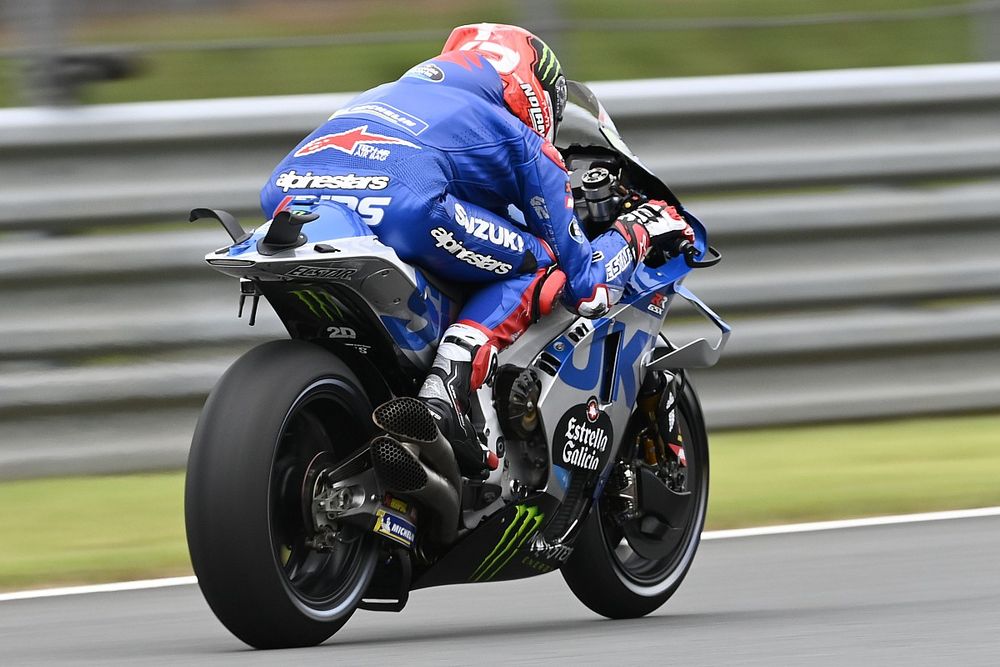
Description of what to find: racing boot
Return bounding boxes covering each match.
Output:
[418,323,498,480]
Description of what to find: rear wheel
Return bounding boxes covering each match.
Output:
[561,374,709,618]
[185,340,378,648]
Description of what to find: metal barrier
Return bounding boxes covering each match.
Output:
[1,62,998,478]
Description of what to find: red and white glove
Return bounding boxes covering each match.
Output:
[574,284,612,318]
[619,200,694,252]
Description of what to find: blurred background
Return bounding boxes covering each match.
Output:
[3,0,1000,105]
[1,0,999,590]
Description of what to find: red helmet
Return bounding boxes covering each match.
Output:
[442,23,567,142]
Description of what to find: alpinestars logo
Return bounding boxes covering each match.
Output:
[470,505,545,582]
[274,171,389,192]
[430,227,512,275]
[529,195,549,220]
[294,125,420,160]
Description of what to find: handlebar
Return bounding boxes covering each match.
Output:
[576,171,722,269]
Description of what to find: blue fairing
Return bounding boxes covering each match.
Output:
[381,271,453,351]
[553,209,709,399]
[556,318,653,404]
[623,209,708,311]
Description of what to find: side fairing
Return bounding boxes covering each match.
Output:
[498,246,698,503]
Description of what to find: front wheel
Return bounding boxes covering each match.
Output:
[561,373,709,618]
[185,340,378,648]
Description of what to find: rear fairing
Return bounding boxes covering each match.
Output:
[205,203,460,389]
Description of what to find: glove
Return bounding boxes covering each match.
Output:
[619,200,694,253]
[574,284,612,318]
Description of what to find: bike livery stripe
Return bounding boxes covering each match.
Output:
[470,505,545,582]
[557,319,652,405]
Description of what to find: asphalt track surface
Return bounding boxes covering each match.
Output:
[2,515,998,666]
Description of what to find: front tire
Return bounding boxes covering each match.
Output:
[185,340,378,648]
[561,375,709,619]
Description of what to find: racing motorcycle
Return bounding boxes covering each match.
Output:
[185,81,729,649]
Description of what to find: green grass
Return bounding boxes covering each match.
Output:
[0,0,980,105]
[2,413,999,590]
[708,414,1000,528]
[0,473,188,590]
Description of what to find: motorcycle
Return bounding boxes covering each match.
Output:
[184,81,729,649]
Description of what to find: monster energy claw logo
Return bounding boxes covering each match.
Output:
[537,43,560,85]
[470,505,545,582]
[291,289,344,321]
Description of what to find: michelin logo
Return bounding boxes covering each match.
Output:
[331,103,429,136]
[373,509,416,547]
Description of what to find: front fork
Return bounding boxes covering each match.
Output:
[609,370,684,522]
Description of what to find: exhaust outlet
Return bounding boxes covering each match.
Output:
[370,435,459,544]
[372,397,462,493]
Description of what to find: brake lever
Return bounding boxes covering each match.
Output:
[674,240,723,268]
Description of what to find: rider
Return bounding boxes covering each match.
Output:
[260,23,694,480]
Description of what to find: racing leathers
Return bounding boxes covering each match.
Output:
[260,51,653,476]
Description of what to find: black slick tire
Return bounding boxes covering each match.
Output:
[561,376,709,619]
[185,340,377,648]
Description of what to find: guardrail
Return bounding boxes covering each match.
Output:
[1,62,998,479]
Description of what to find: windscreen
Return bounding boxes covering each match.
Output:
[556,80,682,208]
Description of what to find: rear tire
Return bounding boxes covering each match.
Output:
[561,375,709,619]
[185,340,378,648]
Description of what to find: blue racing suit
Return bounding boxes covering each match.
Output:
[261,50,641,356]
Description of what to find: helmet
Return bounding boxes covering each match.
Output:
[442,23,568,142]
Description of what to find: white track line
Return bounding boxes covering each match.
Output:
[3,506,1000,603]
[700,505,1000,540]
[0,576,197,602]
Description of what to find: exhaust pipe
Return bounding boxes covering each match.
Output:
[372,397,462,493]
[370,435,459,544]
[370,397,464,544]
